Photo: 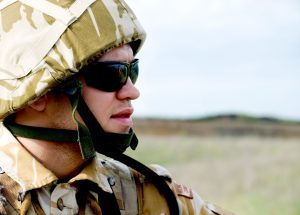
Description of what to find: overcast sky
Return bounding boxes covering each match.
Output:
[126,0,300,120]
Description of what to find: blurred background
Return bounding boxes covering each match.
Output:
[125,0,300,214]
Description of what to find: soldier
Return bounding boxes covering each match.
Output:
[0,0,234,214]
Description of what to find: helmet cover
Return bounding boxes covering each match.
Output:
[0,0,146,119]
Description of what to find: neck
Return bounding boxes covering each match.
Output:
[17,136,87,180]
[11,95,87,180]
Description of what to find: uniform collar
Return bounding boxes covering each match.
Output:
[0,122,112,193]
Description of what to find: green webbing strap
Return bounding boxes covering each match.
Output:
[5,79,96,160]
[68,82,95,160]
[4,119,78,143]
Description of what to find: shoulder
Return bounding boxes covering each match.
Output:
[136,164,236,215]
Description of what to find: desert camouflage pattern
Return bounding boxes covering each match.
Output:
[0,0,146,119]
[0,123,234,214]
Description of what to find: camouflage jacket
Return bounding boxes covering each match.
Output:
[0,122,233,215]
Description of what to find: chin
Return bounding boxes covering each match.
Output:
[104,125,131,134]
[114,127,131,134]
[106,118,133,133]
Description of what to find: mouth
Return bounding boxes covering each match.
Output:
[111,108,133,119]
[110,108,134,130]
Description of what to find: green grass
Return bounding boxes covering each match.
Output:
[126,135,300,215]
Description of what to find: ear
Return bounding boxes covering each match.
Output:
[29,95,47,112]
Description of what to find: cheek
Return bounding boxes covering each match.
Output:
[50,96,77,130]
[81,86,115,122]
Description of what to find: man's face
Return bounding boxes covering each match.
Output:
[80,45,140,133]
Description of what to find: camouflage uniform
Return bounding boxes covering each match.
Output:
[0,0,235,214]
[0,123,233,214]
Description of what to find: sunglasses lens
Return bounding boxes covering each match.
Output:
[83,64,126,92]
[81,59,138,92]
[129,60,139,84]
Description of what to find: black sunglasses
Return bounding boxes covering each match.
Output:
[80,59,139,92]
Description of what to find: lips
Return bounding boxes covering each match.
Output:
[111,108,133,119]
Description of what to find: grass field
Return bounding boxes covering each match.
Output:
[126,134,300,215]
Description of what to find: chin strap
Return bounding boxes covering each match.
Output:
[4,79,137,160]
[3,118,137,156]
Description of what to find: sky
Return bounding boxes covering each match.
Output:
[126,0,300,120]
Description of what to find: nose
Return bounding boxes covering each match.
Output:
[116,78,140,100]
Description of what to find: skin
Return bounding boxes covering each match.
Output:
[14,45,140,180]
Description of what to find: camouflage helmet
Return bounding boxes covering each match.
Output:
[0,0,146,119]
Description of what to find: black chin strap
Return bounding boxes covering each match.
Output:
[57,78,138,159]
[75,95,138,155]
[109,152,180,215]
